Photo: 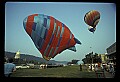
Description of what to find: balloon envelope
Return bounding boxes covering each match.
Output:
[84,10,100,33]
[23,14,81,61]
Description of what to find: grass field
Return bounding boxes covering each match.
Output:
[11,65,97,78]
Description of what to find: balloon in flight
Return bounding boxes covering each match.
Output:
[84,10,100,33]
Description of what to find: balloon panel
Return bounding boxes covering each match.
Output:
[84,10,100,27]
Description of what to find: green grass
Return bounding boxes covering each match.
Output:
[11,65,96,78]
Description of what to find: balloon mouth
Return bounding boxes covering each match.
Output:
[43,56,51,61]
[88,26,96,33]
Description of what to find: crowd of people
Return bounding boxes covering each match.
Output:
[79,63,116,78]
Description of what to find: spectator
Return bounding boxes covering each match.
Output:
[79,64,82,71]
[94,65,98,72]
[4,58,16,77]
[109,64,113,73]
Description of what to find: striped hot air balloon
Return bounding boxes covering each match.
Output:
[84,10,100,33]
[23,14,81,61]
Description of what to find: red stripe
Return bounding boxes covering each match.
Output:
[53,25,71,57]
[51,21,62,57]
[53,21,62,47]
[63,25,70,38]
[40,16,54,56]
[59,26,70,46]
[45,22,58,57]
[49,20,61,57]
[46,19,63,57]
[90,11,95,24]
[57,25,70,54]
[57,46,66,55]
[47,21,61,57]
[68,34,76,47]
[89,12,94,25]
[86,14,91,26]
[26,14,38,36]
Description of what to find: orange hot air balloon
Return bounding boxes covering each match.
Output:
[23,14,81,61]
[84,10,100,33]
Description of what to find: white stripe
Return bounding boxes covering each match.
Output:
[56,26,60,37]
[47,18,50,29]
[60,26,64,37]
[41,27,46,38]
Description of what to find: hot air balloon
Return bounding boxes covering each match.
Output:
[23,14,81,61]
[84,10,100,33]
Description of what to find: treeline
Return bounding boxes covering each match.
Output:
[82,52,102,64]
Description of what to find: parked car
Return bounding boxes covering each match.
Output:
[16,64,30,69]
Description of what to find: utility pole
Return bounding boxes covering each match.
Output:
[90,47,93,71]
[91,53,93,71]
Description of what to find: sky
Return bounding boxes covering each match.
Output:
[5,2,116,63]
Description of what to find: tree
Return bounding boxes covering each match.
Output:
[71,59,80,64]
[82,52,102,64]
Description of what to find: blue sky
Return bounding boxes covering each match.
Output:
[5,2,116,63]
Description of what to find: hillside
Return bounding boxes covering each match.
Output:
[4,51,68,65]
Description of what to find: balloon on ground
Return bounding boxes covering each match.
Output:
[23,14,81,61]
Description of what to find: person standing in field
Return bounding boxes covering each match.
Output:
[4,58,16,77]
[79,64,82,71]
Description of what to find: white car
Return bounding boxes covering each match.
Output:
[16,65,30,69]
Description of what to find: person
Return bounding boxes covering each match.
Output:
[4,58,16,77]
[109,64,113,73]
[79,64,82,71]
[94,65,98,72]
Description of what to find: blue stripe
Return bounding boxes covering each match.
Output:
[35,35,40,49]
[32,22,36,31]
[49,34,54,45]
[46,17,50,29]
[31,30,36,43]
[44,29,48,40]
[62,23,64,27]
[57,37,62,47]
[36,22,42,36]
[43,19,55,56]
[41,27,46,38]
[31,30,40,49]
[39,26,43,38]
[44,18,47,27]
[57,26,64,47]
[38,37,44,50]
[47,16,50,19]
[52,23,65,57]
[38,37,42,47]
[49,21,56,45]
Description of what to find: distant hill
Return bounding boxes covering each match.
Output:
[4,51,68,65]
